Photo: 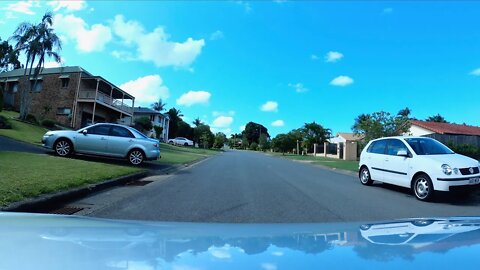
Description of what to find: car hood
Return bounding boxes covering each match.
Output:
[420,153,479,168]
[2,213,480,269]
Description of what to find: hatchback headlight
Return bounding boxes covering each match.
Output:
[441,164,452,175]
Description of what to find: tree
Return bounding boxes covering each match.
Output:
[0,37,21,72]
[11,12,62,120]
[166,107,183,138]
[244,122,269,145]
[213,132,227,149]
[151,98,167,112]
[153,125,163,140]
[301,122,331,153]
[176,120,194,139]
[426,114,448,123]
[352,108,411,143]
[194,124,214,148]
[271,133,296,154]
[192,117,203,127]
[241,136,249,150]
[134,116,153,133]
[258,133,271,151]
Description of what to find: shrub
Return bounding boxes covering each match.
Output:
[0,115,12,129]
[25,114,38,124]
[250,142,258,151]
[135,116,153,132]
[153,125,163,139]
[447,143,480,160]
[41,119,56,129]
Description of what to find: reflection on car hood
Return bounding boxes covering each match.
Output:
[2,213,480,269]
[423,153,478,167]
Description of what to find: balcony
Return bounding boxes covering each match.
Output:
[78,90,133,115]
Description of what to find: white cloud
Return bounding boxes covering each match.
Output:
[235,1,252,13]
[112,15,205,68]
[383,7,393,14]
[120,75,170,106]
[210,30,224,41]
[330,75,354,87]
[176,91,211,106]
[239,125,246,132]
[111,50,136,61]
[260,101,278,112]
[469,68,480,76]
[212,116,234,128]
[44,57,66,68]
[288,83,308,93]
[271,251,284,256]
[311,54,319,60]
[54,14,112,53]
[325,51,344,63]
[3,1,38,15]
[261,263,277,270]
[271,120,284,127]
[212,111,235,117]
[48,1,87,12]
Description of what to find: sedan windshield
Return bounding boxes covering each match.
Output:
[405,138,454,155]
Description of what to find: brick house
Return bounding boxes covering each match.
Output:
[133,106,170,142]
[0,66,135,129]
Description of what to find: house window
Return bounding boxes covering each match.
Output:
[57,107,72,115]
[61,78,69,88]
[150,115,155,122]
[30,80,43,92]
[10,82,18,93]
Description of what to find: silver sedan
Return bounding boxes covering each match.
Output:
[42,123,160,165]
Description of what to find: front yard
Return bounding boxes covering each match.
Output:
[0,152,143,207]
[271,152,359,172]
[157,143,220,164]
[0,110,47,145]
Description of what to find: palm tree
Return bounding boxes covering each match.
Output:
[11,12,62,120]
[192,117,203,127]
[166,107,184,138]
[151,98,167,112]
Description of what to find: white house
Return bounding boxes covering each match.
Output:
[133,107,170,142]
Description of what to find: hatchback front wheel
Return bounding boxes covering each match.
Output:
[413,174,434,201]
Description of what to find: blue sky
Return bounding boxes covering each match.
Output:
[1,1,480,137]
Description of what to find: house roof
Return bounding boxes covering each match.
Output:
[337,132,363,141]
[410,120,480,136]
[134,107,169,118]
[0,66,91,78]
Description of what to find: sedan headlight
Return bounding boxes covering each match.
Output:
[43,132,54,137]
[441,164,452,175]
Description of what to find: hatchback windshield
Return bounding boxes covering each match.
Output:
[405,138,454,155]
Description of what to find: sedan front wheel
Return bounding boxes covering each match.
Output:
[54,139,72,157]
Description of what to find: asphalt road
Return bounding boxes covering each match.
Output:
[86,150,480,223]
[0,136,44,154]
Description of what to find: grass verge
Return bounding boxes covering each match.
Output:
[0,152,142,207]
[0,110,47,145]
[271,152,359,172]
[158,143,219,164]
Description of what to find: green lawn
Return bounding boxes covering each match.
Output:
[0,110,47,145]
[157,143,219,164]
[0,152,142,207]
[271,152,359,172]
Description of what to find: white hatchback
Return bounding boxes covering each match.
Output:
[359,137,480,201]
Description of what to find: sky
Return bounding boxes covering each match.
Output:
[1,1,480,137]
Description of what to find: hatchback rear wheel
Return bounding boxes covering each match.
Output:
[359,167,373,186]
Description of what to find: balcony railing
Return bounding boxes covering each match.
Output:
[78,90,133,114]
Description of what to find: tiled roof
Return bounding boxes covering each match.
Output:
[410,120,480,136]
[337,132,363,141]
[134,107,162,114]
[0,66,90,78]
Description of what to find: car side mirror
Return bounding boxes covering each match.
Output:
[397,150,408,157]
[82,129,88,135]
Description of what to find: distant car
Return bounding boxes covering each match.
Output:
[42,123,160,165]
[168,137,194,146]
[359,136,480,201]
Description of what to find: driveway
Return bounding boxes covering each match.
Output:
[71,150,480,223]
[0,136,44,154]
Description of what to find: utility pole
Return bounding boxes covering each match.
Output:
[297,140,300,155]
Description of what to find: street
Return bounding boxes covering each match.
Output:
[81,150,480,222]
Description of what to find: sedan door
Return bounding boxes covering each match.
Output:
[383,139,411,187]
[74,125,110,155]
[107,126,136,157]
[367,140,387,181]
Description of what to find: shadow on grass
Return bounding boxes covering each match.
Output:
[369,181,480,206]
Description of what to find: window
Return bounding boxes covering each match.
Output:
[110,126,134,138]
[405,138,454,155]
[150,115,155,121]
[386,139,408,156]
[88,125,111,135]
[368,140,387,154]
[10,82,18,93]
[61,78,69,88]
[30,80,43,92]
[56,107,72,115]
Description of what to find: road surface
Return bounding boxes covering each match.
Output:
[82,150,480,222]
